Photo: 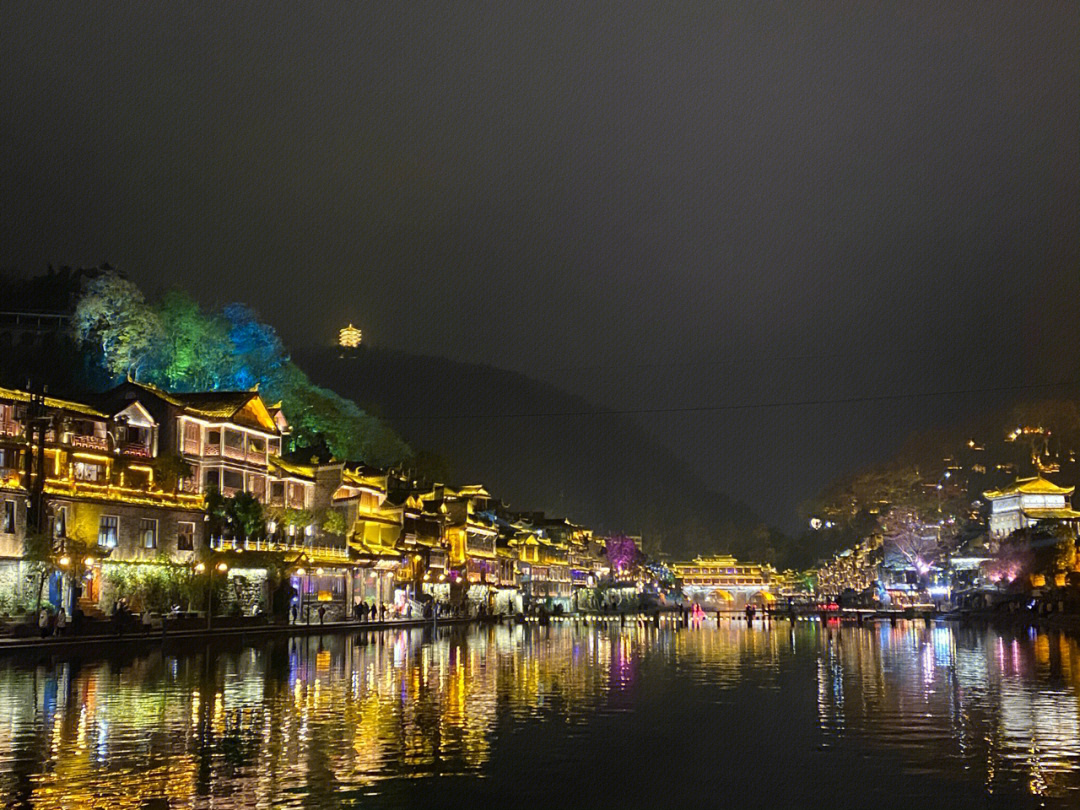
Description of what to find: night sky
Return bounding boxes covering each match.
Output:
[2,2,1077,531]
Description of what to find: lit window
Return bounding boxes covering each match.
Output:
[99,515,119,548]
[177,521,195,551]
[140,518,158,549]
[2,500,14,534]
[74,461,105,482]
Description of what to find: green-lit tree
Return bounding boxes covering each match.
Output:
[321,508,347,538]
[206,488,265,545]
[72,270,162,380]
[155,290,233,390]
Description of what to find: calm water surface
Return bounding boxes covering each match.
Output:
[0,620,1079,809]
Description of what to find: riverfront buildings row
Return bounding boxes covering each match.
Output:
[0,379,648,620]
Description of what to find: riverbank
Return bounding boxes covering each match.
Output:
[0,615,477,655]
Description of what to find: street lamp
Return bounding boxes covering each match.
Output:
[202,561,229,630]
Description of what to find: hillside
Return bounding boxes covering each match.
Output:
[293,345,777,560]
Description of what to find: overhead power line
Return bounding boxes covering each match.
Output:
[385,378,1079,422]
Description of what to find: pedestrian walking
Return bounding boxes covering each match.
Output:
[39,607,50,638]
[55,607,67,636]
[317,605,326,625]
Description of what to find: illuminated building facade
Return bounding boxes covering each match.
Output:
[0,385,206,615]
[338,323,362,348]
[983,475,1080,539]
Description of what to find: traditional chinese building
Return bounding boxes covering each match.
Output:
[983,475,1080,539]
[673,555,774,608]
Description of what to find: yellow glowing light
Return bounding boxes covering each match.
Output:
[413,554,422,562]
[216,562,228,573]
[315,567,324,576]
[57,555,70,567]
[296,567,306,576]
[84,556,95,567]
[338,324,363,348]
[194,562,206,573]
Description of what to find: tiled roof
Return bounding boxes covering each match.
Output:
[269,455,316,480]
[984,475,1075,498]
[0,386,107,418]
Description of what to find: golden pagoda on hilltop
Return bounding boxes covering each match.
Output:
[338,324,362,348]
[983,475,1080,538]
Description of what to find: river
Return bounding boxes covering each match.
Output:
[0,619,1077,809]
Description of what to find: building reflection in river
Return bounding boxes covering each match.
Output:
[0,621,1078,807]
[814,621,1080,801]
[0,623,658,808]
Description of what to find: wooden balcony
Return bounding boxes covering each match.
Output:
[119,442,152,459]
[71,434,108,451]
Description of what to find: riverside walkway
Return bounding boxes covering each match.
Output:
[0,615,475,655]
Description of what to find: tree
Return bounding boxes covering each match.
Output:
[70,273,412,467]
[321,509,347,537]
[605,535,643,576]
[222,303,290,391]
[206,488,265,545]
[72,270,162,380]
[154,290,232,391]
[23,529,93,614]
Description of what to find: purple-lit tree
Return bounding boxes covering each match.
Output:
[880,506,943,587]
[605,535,643,576]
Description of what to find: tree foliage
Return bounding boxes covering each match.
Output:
[321,508,347,537]
[72,271,162,379]
[71,270,411,467]
[206,488,265,544]
[605,535,643,574]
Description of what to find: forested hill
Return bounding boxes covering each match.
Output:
[293,345,778,561]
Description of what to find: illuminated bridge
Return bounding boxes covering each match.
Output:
[672,555,775,608]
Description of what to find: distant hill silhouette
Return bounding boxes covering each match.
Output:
[293,345,778,561]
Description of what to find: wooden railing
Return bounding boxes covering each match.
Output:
[119,442,152,458]
[71,434,108,451]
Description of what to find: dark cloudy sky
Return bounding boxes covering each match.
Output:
[2,2,1078,531]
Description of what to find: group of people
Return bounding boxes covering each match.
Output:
[286,597,503,625]
[351,600,402,622]
[37,606,68,637]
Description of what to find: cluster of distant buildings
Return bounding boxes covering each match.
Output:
[815,473,1080,606]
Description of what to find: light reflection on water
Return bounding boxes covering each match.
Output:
[0,621,1076,808]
